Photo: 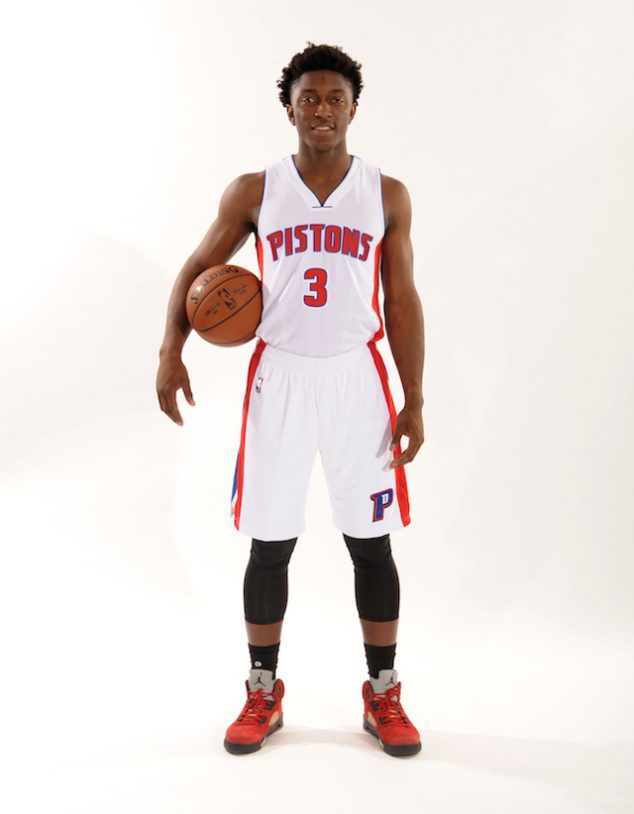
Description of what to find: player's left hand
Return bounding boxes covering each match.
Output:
[389,405,424,467]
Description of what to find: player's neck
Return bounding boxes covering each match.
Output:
[292,143,352,180]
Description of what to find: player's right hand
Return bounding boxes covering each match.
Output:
[156,355,196,426]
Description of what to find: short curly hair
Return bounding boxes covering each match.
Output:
[277,42,364,107]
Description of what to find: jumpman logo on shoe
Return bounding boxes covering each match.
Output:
[386,674,396,686]
[254,673,265,686]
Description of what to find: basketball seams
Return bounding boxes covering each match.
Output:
[187,265,262,345]
[195,281,262,332]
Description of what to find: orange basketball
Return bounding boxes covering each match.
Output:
[186,264,262,346]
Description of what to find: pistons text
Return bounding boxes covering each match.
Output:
[266,224,374,263]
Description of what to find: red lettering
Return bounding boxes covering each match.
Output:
[358,233,374,262]
[324,225,342,253]
[269,225,374,261]
[284,227,293,256]
[303,267,328,307]
[267,231,283,262]
[309,223,325,252]
[342,227,361,257]
[294,224,308,253]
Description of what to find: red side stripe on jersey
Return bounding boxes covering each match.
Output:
[256,236,264,281]
[234,338,267,530]
[367,341,411,527]
[370,238,385,343]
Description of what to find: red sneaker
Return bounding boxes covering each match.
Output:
[362,669,421,757]
[224,671,285,755]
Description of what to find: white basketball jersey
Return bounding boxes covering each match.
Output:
[254,154,386,357]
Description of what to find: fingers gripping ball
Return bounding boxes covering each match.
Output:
[186,265,262,346]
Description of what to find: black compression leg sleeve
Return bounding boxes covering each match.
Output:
[343,533,400,622]
[243,537,298,625]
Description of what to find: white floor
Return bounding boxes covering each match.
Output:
[2,469,633,814]
[4,721,633,814]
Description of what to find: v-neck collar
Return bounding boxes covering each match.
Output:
[284,154,360,209]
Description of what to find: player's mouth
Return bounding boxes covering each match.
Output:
[312,125,334,131]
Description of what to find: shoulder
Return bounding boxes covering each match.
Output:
[222,170,265,204]
[379,173,412,228]
[219,170,265,225]
[380,173,410,199]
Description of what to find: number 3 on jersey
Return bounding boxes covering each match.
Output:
[303,267,328,307]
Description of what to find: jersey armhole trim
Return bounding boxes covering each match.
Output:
[378,169,387,234]
[255,166,268,236]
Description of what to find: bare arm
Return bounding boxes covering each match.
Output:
[380,174,425,466]
[156,171,264,425]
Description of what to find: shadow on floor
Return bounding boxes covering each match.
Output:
[14,724,633,813]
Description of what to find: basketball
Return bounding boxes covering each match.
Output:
[186,264,262,346]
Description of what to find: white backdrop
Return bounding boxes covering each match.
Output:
[1,1,633,812]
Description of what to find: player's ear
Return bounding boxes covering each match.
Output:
[349,101,358,123]
[286,104,296,126]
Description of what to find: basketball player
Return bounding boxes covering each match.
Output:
[156,43,425,757]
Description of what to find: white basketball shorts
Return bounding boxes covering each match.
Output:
[230,339,411,540]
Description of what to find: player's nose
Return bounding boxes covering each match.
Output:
[314,99,333,118]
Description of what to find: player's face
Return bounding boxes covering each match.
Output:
[287,70,357,149]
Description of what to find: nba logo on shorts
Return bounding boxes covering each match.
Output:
[255,376,264,393]
[370,489,394,521]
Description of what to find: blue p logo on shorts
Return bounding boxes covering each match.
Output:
[370,489,394,521]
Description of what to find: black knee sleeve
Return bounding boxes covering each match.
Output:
[243,537,297,625]
[343,532,400,622]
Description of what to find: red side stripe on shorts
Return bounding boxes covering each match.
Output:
[234,338,267,530]
[367,341,411,527]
